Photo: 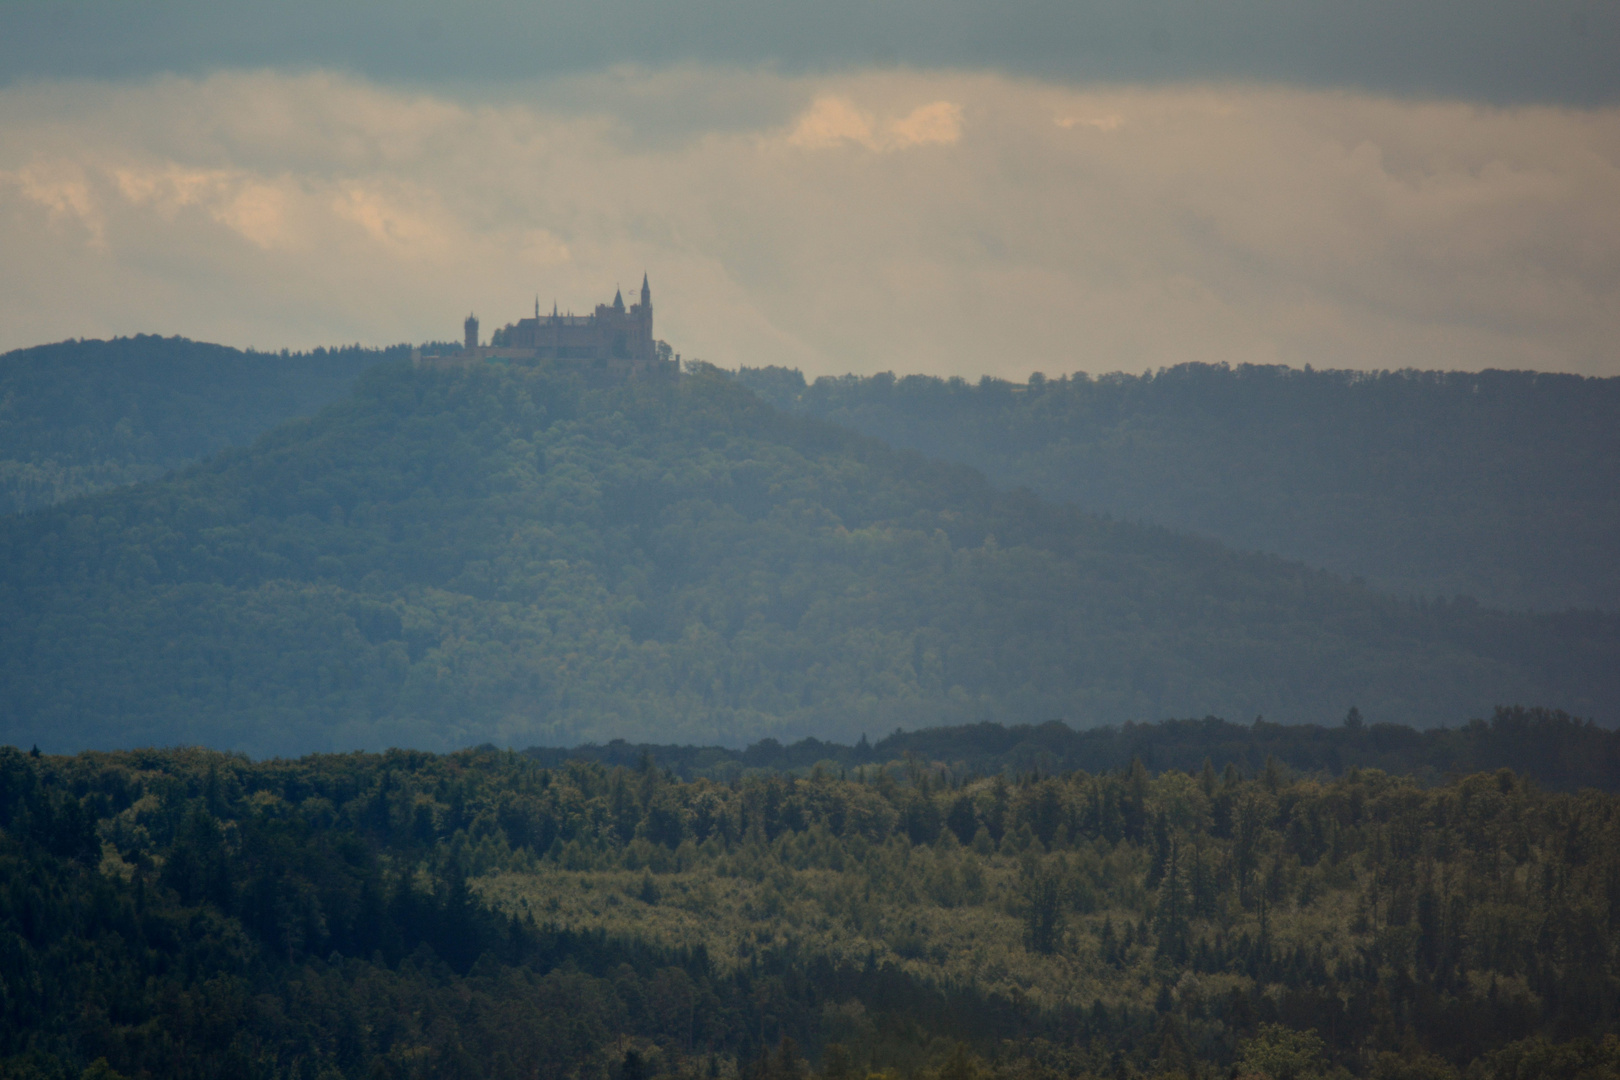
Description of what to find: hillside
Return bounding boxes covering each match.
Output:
[3,744,1618,1080]
[0,335,397,515]
[1,361,1615,757]
[734,364,1620,612]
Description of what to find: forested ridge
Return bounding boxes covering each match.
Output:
[8,339,1616,612]
[3,740,1618,1080]
[527,707,1620,793]
[733,364,1620,613]
[0,336,397,516]
[2,362,1617,756]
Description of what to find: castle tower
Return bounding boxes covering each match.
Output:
[463,313,479,351]
[636,274,654,363]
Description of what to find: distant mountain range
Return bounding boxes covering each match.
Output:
[8,339,1616,614]
[736,363,1620,612]
[2,358,1615,757]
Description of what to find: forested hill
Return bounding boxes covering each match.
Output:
[2,361,1616,757]
[733,364,1620,612]
[0,335,399,515]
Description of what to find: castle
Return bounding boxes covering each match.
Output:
[414,275,677,376]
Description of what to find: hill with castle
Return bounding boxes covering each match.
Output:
[414,275,678,378]
[2,348,1617,757]
[4,279,1620,1080]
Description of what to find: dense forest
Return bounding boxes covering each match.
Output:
[2,361,1617,755]
[528,708,1620,794]
[0,336,397,516]
[732,365,1620,613]
[3,737,1618,1080]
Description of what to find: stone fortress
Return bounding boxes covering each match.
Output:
[414,275,678,377]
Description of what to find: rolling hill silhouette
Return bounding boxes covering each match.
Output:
[2,361,1614,757]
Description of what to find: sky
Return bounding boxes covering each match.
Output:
[2,1,1618,379]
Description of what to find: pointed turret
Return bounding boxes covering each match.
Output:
[640,273,651,309]
[613,287,626,312]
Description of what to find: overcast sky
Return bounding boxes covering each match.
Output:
[2,1,1618,378]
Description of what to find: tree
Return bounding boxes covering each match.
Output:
[1236,1024,1328,1080]
[1018,854,1067,954]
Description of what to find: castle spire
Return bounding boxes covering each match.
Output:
[641,272,650,307]
[613,286,625,312]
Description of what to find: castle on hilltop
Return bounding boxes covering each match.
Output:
[415,275,677,376]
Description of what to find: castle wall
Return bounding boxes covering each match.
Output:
[502,302,652,362]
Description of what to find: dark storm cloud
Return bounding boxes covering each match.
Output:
[3,0,1618,105]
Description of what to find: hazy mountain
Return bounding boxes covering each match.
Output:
[735,364,1620,612]
[2,360,1614,757]
[0,335,399,515]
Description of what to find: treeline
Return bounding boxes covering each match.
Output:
[733,363,1620,612]
[0,336,397,515]
[0,744,944,1080]
[525,707,1620,792]
[3,362,1617,755]
[2,745,1618,1079]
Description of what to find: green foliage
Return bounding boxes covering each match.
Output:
[0,336,395,514]
[2,745,1619,1080]
[2,363,1617,755]
[1475,1035,1620,1080]
[734,363,1620,612]
[1016,851,1067,954]
[1237,1024,1328,1080]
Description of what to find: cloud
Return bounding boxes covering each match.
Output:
[0,68,1617,379]
[331,183,443,254]
[888,101,963,147]
[1056,114,1125,131]
[787,97,962,150]
[107,164,299,249]
[786,97,878,149]
[7,160,103,244]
